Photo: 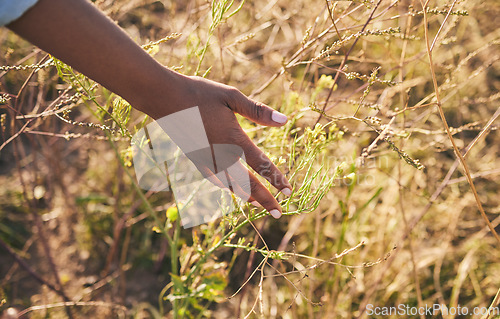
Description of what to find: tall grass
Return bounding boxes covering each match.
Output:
[1,0,499,318]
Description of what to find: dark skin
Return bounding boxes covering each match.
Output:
[8,0,292,218]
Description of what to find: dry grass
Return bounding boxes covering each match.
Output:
[1,0,499,318]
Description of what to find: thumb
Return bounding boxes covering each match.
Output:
[228,89,288,127]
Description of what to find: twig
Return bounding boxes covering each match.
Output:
[103,196,149,276]
[481,288,500,319]
[357,60,500,317]
[360,116,396,162]
[430,0,458,52]
[237,217,269,317]
[12,126,74,318]
[17,301,128,318]
[315,0,384,125]
[0,237,67,302]
[420,0,500,244]
[0,119,33,152]
[250,4,368,98]
[463,107,500,157]
[14,54,50,113]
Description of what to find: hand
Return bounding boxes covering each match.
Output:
[141,73,292,219]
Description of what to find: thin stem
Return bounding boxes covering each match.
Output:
[0,237,67,302]
[420,0,500,243]
[315,0,383,125]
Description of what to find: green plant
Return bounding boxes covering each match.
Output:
[1,0,499,318]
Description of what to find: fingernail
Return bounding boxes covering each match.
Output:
[250,201,261,207]
[269,209,282,219]
[281,188,292,196]
[271,111,287,124]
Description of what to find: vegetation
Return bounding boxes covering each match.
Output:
[1,0,499,318]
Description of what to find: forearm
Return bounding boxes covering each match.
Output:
[7,0,178,116]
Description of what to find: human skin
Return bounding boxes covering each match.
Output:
[7,0,292,218]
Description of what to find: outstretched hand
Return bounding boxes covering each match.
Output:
[142,73,292,218]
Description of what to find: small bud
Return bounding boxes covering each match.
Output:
[344,172,357,184]
[152,226,162,233]
[166,205,179,222]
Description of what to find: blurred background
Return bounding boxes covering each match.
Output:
[1,0,499,318]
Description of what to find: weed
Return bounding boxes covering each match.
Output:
[1,0,499,318]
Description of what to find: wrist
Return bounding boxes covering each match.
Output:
[129,67,188,120]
